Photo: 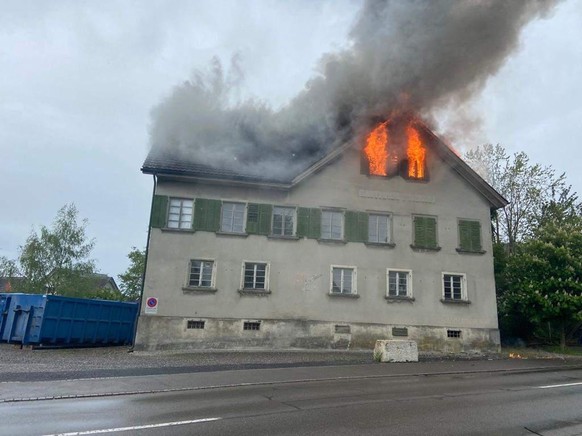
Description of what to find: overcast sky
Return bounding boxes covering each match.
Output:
[1,0,581,281]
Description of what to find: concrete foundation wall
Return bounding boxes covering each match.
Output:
[135,315,500,353]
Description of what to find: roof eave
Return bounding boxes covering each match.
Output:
[142,167,293,190]
[417,125,509,210]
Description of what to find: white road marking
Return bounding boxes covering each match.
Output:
[44,417,221,435]
[537,381,582,389]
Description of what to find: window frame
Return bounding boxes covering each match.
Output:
[321,209,344,241]
[386,268,413,298]
[442,272,468,302]
[271,206,297,237]
[166,197,194,230]
[329,265,357,295]
[368,213,393,244]
[220,201,246,234]
[186,259,217,289]
[241,261,270,291]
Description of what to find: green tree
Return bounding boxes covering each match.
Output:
[500,220,582,349]
[18,204,97,296]
[0,256,20,278]
[118,247,145,301]
[465,144,574,252]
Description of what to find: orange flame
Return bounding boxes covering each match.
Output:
[509,352,527,359]
[406,124,426,179]
[364,122,388,176]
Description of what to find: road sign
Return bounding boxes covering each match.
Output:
[144,297,158,314]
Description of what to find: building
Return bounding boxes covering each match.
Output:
[134,117,508,353]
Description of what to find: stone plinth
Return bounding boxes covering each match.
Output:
[374,339,418,362]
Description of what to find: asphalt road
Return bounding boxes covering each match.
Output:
[2,367,582,435]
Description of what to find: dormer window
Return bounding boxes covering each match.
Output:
[362,118,428,181]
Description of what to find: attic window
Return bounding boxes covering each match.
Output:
[362,119,427,181]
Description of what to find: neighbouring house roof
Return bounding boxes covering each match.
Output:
[142,120,508,210]
[0,277,26,292]
[44,270,121,293]
[88,273,120,292]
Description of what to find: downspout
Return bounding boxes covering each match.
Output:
[129,174,157,351]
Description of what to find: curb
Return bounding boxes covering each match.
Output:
[3,363,582,404]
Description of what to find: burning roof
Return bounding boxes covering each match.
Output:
[142,114,508,209]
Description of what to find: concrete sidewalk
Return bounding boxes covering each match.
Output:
[2,358,582,404]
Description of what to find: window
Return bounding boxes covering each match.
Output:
[458,219,482,252]
[243,321,261,331]
[331,266,356,294]
[392,327,409,337]
[321,210,343,240]
[188,260,215,288]
[368,214,391,243]
[387,269,412,297]
[412,215,438,249]
[221,202,245,233]
[272,206,295,236]
[443,273,466,301]
[243,262,268,290]
[167,198,193,229]
[335,325,351,334]
[187,320,205,329]
[447,329,462,338]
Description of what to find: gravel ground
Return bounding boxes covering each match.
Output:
[0,343,375,381]
[3,343,573,382]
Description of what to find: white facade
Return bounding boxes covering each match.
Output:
[135,139,505,353]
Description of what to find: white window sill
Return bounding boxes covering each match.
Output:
[365,242,396,248]
[328,292,359,299]
[182,287,217,294]
[410,245,441,252]
[385,295,415,303]
[456,248,486,255]
[318,238,347,245]
[161,228,195,233]
[216,231,249,238]
[440,298,471,305]
[268,235,300,241]
[238,289,271,296]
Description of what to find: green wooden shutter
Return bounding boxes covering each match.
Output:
[425,217,437,248]
[308,208,321,239]
[150,195,168,228]
[297,208,309,237]
[358,212,369,242]
[345,211,368,242]
[459,220,482,251]
[470,221,482,251]
[413,216,424,247]
[194,198,221,232]
[458,220,471,250]
[414,216,437,248]
[246,203,272,235]
[297,207,321,239]
[458,220,482,251]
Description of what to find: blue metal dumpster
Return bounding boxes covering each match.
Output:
[0,293,138,346]
[0,293,15,339]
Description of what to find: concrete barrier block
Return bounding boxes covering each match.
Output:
[374,339,418,362]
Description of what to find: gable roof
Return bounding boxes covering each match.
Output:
[142,120,508,209]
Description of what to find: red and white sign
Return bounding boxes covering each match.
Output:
[144,297,158,314]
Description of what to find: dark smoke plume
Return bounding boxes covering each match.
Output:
[149,0,559,180]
